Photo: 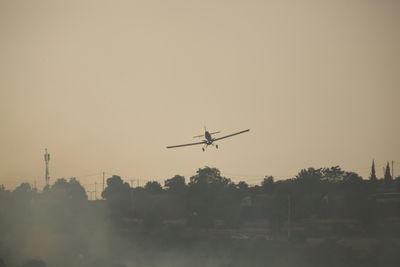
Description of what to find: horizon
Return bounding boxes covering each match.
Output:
[1,160,397,195]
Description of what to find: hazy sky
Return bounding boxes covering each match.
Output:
[1,0,399,190]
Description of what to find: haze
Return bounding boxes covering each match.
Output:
[1,0,399,189]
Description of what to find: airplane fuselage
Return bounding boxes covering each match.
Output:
[205,131,212,143]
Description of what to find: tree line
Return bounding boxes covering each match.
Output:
[100,165,400,230]
[3,164,398,231]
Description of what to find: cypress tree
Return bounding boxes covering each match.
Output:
[384,162,392,182]
[384,162,392,188]
[370,160,377,181]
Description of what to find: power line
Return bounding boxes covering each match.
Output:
[73,172,103,179]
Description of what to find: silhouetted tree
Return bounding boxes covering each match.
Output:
[164,175,186,194]
[237,181,249,191]
[370,160,377,181]
[187,167,234,227]
[50,178,87,201]
[261,176,274,194]
[189,167,232,188]
[343,172,363,183]
[296,167,322,182]
[144,181,163,194]
[0,185,10,203]
[294,168,324,198]
[102,175,131,217]
[13,182,36,195]
[102,175,130,200]
[12,183,37,203]
[321,166,344,182]
[384,162,392,188]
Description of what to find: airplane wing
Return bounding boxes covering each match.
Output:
[166,140,207,149]
[213,129,250,141]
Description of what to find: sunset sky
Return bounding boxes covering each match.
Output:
[1,0,399,191]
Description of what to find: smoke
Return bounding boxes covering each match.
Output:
[0,180,120,267]
[1,174,400,267]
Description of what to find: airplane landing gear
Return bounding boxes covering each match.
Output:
[202,147,205,152]
[216,144,219,149]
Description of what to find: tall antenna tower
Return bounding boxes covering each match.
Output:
[44,148,50,186]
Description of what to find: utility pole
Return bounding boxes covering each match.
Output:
[102,172,105,196]
[392,160,394,179]
[94,182,97,200]
[44,148,50,186]
[288,194,291,240]
[130,180,134,206]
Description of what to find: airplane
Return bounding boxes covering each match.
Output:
[166,128,250,151]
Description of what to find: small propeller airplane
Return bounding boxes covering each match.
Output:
[166,128,250,151]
